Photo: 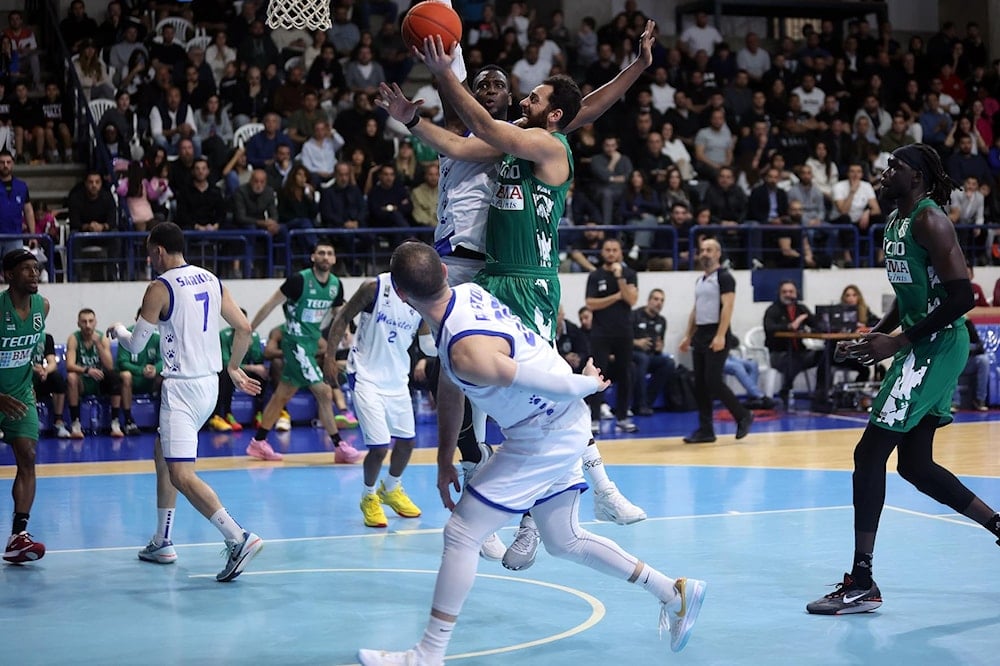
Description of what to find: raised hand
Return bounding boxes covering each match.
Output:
[415,35,456,76]
[376,82,424,124]
[638,19,656,68]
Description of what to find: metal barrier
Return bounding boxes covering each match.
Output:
[66,230,270,282]
[557,224,678,270]
[285,227,436,277]
[688,223,860,270]
[866,223,1000,267]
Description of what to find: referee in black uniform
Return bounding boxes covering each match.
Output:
[678,238,753,443]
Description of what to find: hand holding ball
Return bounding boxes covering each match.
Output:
[402,2,463,52]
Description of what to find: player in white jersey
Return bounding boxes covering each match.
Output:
[356,242,707,666]
[378,20,656,568]
[109,222,264,582]
[327,273,436,529]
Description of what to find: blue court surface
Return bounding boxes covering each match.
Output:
[2,407,1000,665]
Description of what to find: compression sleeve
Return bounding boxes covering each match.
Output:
[511,363,601,401]
[419,332,438,357]
[903,278,975,344]
[116,317,157,354]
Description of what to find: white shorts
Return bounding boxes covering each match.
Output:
[442,255,483,287]
[353,380,415,446]
[466,407,590,513]
[159,375,217,460]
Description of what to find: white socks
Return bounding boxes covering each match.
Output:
[637,563,680,608]
[581,443,613,493]
[156,507,175,543]
[209,508,244,542]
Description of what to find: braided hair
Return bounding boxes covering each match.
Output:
[894,143,958,207]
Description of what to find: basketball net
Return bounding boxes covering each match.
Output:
[266,0,332,31]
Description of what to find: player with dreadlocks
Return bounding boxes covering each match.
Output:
[806,143,1000,615]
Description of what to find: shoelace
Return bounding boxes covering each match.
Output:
[657,602,670,639]
[508,527,538,554]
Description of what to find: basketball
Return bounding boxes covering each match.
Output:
[401,2,463,52]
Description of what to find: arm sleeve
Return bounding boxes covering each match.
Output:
[279,272,304,301]
[511,363,601,401]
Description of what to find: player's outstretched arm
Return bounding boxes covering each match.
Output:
[378,82,501,162]
[249,288,286,331]
[565,19,656,133]
[435,371,464,510]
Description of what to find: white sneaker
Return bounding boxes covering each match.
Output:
[459,442,492,490]
[502,515,540,571]
[110,418,124,438]
[216,531,263,582]
[138,538,177,564]
[660,578,707,652]
[54,422,71,439]
[593,482,647,524]
[599,403,614,420]
[70,419,84,439]
[357,648,443,666]
[479,532,506,561]
[275,410,292,432]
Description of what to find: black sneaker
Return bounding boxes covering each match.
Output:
[683,431,716,444]
[735,412,753,440]
[806,573,882,615]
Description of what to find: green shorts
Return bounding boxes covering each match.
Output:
[280,336,324,388]
[130,376,159,395]
[869,323,968,432]
[0,395,39,442]
[474,272,559,342]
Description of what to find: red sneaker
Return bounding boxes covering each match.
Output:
[4,532,46,563]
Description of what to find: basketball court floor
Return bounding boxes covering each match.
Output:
[2,405,999,665]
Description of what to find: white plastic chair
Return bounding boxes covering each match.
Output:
[155,17,194,42]
[152,34,187,48]
[185,35,212,52]
[741,327,780,398]
[284,56,304,72]
[233,122,265,148]
[88,98,115,122]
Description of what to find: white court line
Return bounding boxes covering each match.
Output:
[884,504,985,529]
[44,505,855,555]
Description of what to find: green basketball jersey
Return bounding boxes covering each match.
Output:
[282,268,343,350]
[116,325,161,374]
[220,327,263,367]
[0,292,45,400]
[483,132,572,278]
[73,330,103,369]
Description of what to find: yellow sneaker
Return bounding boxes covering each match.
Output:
[377,481,422,518]
[275,409,292,431]
[360,493,388,528]
[208,414,232,432]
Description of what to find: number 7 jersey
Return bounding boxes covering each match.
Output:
[156,263,223,378]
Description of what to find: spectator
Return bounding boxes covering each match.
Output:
[109,23,147,87]
[831,162,881,266]
[590,135,632,224]
[736,32,770,83]
[555,304,590,373]
[306,42,346,107]
[791,73,826,118]
[619,169,662,262]
[9,82,43,162]
[724,354,775,409]
[95,0,125,49]
[32,332,69,438]
[196,95,234,177]
[649,67,676,116]
[880,113,916,153]
[968,263,990,307]
[333,92,378,148]
[410,161,439,227]
[4,11,40,92]
[631,288,674,416]
[649,201,696,271]
[167,138,196,193]
[366,164,413,228]
[693,107,734,179]
[832,284,880,383]
[175,158,227,231]
[237,20,279,72]
[805,140,839,199]
[319,161,367,271]
[763,280,825,406]
[511,44,552,100]
[230,66,271,127]
[953,320,990,412]
[115,161,158,231]
[918,92,953,151]
[233,165,278,236]
[564,221,605,273]
[205,31,236,86]
[60,0,98,55]
[245,113,294,170]
[41,81,74,163]
[277,164,319,257]
[679,12,723,58]
[65,308,123,438]
[635,131,672,196]
[68,172,115,236]
[664,91,700,147]
[180,63,215,115]
[947,135,993,187]
[788,164,829,264]
[585,238,639,433]
[286,90,327,147]
[265,143,294,193]
[344,44,385,98]
[373,16,412,86]
[150,86,199,156]
[73,39,113,101]
[300,119,344,186]
[951,176,986,263]
[703,166,747,224]
[327,3,361,58]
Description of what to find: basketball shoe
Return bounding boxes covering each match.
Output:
[660,577,707,652]
[208,414,232,432]
[334,442,364,463]
[275,410,292,431]
[361,493,388,528]
[247,438,284,461]
[806,573,882,615]
[225,413,243,432]
[216,531,263,582]
[502,514,540,571]
[593,482,647,524]
[335,412,359,428]
[357,647,443,666]
[138,538,177,564]
[3,532,45,563]
[377,481,421,518]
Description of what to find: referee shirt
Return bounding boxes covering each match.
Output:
[694,267,735,326]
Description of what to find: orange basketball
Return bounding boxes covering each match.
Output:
[401,2,463,52]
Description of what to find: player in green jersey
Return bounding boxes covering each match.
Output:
[1,249,49,564]
[807,144,1000,615]
[247,241,362,463]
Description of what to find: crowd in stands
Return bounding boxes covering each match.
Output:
[5,1,999,279]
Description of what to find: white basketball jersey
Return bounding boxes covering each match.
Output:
[438,283,586,433]
[156,263,223,378]
[433,143,498,257]
[347,273,422,391]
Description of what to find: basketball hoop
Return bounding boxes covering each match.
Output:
[266,0,332,31]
